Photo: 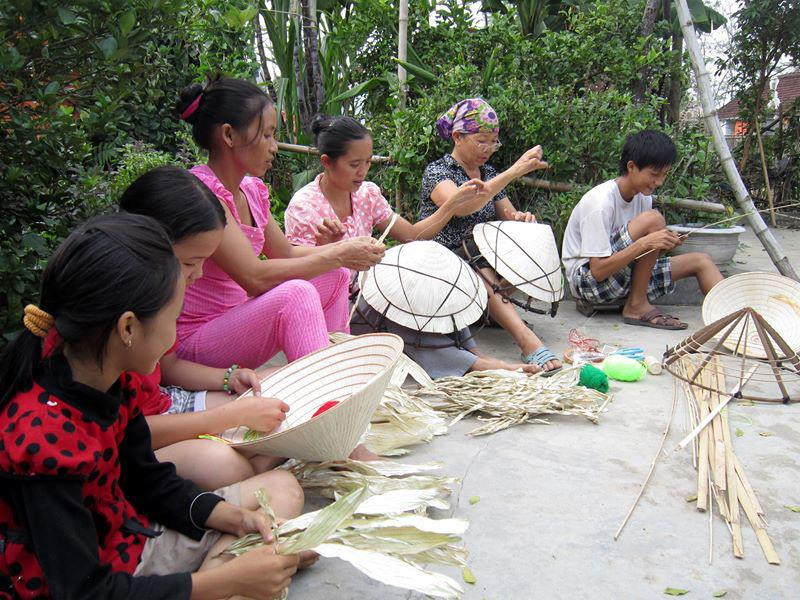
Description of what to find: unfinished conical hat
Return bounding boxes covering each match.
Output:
[702,271,800,359]
[360,240,488,334]
[219,333,403,461]
[472,221,563,303]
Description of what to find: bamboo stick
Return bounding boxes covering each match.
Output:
[277,141,393,164]
[696,399,710,512]
[613,380,678,540]
[733,455,764,519]
[721,402,743,557]
[737,472,781,565]
[675,365,757,450]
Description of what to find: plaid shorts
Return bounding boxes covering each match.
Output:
[572,224,675,304]
[162,386,208,414]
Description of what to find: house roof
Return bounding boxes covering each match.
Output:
[718,71,800,120]
[777,71,800,108]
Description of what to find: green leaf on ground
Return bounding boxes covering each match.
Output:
[713,592,727,598]
[685,494,697,502]
[784,505,800,513]
[469,495,480,505]
[664,588,689,596]
[735,428,744,437]
[462,567,476,584]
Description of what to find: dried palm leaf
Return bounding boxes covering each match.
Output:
[225,485,468,599]
[366,385,449,455]
[411,367,606,436]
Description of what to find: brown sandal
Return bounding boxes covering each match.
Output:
[623,307,688,330]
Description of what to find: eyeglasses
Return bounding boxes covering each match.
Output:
[469,135,502,153]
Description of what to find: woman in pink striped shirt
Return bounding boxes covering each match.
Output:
[175,77,384,370]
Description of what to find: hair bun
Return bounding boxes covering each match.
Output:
[177,83,204,123]
[310,113,334,139]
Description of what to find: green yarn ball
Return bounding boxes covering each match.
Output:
[603,354,647,382]
[578,364,609,393]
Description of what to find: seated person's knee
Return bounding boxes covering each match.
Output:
[640,209,666,232]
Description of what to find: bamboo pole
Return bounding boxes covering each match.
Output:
[395,0,409,213]
[276,141,392,164]
[674,0,798,280]
[755,120,776,226]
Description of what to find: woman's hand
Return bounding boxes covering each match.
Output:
[227,547,299,599]
[444,178,487,209]
[510,210,536,223]
[228,367,262,395]
[511,145,549,178]
[332,236,385,271]
[235,395,290,433]
[314,218,346,246]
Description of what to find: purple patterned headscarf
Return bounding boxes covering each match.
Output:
[435,98,500,140]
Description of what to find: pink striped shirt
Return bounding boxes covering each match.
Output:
[177,165,272,343]
[284,174,393,246]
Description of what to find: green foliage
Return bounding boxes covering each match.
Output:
[0,0,257,343]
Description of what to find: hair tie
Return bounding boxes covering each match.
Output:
[24,304,54,338]
[181,94,203,121]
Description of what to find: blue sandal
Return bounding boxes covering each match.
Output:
[522,347,562,377]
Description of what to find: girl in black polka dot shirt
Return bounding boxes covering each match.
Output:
[0,214,312,600]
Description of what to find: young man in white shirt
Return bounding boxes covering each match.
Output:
[561,130,723,329]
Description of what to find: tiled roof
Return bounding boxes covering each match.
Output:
[718,71,800,120]
[777,71,800,108]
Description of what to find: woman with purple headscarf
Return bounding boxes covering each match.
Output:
[418,98,562,374]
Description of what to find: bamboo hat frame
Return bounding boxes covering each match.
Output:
[663,307,800,404]
[219,333,404,461]
[463,221,564,317]
[701,271,800,359]
[360,241,488,335]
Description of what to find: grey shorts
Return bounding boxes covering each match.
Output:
[162,386,208,414]
[133,482,241,576]
[572,224,675,304]
[351,300,478,379]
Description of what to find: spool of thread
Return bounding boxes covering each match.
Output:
[643,356,662,376]
[578,364,609,393]
[603,354,647,382]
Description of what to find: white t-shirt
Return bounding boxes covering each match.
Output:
[561,179,652,294]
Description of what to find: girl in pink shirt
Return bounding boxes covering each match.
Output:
[174,78,384,370]
[285,114,485,247]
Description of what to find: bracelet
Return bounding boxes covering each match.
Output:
[223,364,238,395]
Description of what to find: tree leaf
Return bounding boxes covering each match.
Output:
[735,428,744,437]
[119,10,136,36]
[713,592,727,598]
[784,505,800,513]
[97,36,118,59]
[462,566,476,584]
[469,495,480,505]
[57,7,78,25]
[664,588,689,596]
[394,58,437,84]
[43,81,59,96]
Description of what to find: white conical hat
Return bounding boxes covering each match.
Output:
[219,334,403,461]
[360,240,488,334]
[702,271,800,359]
[472,221,564,303]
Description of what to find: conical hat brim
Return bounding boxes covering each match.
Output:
[219,334,403,461]
[702,271,800,359]
[361,241,488,333]
[472,221,563,303]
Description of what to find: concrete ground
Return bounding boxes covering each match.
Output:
[287,226,800,599]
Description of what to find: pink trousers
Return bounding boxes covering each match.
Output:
[177,268,350,368]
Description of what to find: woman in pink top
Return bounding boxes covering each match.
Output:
[285,114,484,247]
[175,77,384,369]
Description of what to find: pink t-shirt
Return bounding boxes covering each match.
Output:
[284,174,393,246]
[177,165,272,343]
